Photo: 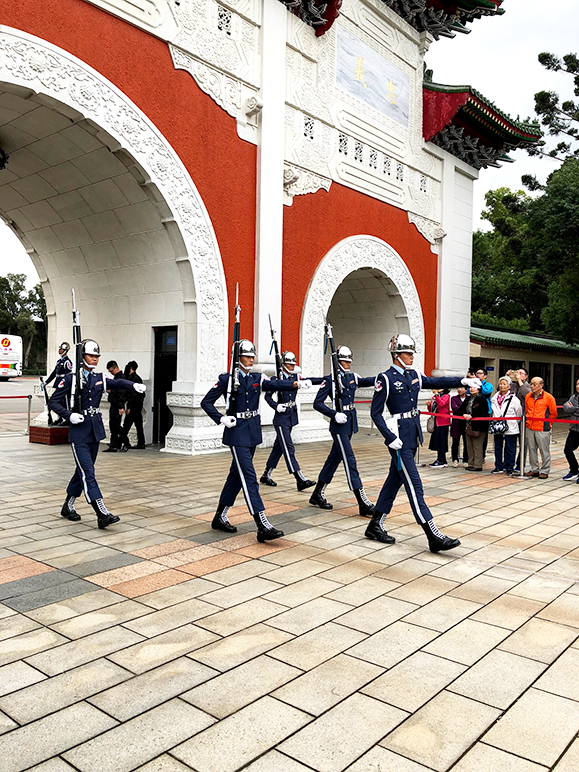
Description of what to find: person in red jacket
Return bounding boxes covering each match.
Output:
[524,378,558,479]
[427,389,451,467]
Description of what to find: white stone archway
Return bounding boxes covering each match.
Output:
[300,235,426,377]
[0,26,228,388]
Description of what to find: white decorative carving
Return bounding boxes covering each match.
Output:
[284,164,331,197]
[170,45,242,118]
[0,29,227,388]
[245,94,262,116]
[82,0,179,36]
[301,236,425,376]
[407,213,446,244]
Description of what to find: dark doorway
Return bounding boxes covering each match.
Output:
[153,327,177,445]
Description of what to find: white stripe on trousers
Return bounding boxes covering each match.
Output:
[231,447,254,514]
[336,435,353,491]
[70,442,90,503]
[400,458,426,524]
[276,426,295,474]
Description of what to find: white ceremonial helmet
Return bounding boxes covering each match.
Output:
[59,342,70,352]
[388,334,416,354]
[281,351,297,365]
[82,339,101,357]
[336,345,353,363]
[238,340,256,357]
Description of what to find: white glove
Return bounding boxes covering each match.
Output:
[461,377,482,389]
[220,415,237,428]
[388,438,403,450]
[298,379,312,390]
[133,383,146,393]
[276,404,287,413]
[70,413,85,425]
[334,412,348,424]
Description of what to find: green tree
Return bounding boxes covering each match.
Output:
[0,273,47,368]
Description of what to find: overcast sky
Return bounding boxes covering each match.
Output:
[1,0,578,288]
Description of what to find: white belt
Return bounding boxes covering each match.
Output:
[83,407,101,416]
[283,401,296,409]
[391,408,420,420]
[236,410,259,419]
[342,404,355,411]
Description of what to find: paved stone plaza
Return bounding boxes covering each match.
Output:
[1,426,579,771]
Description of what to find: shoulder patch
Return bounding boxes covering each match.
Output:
[374,380,383,392]
[411,378,419,384]
[321,380,326,388]
[213,381,219,388]
[58,378,66,388]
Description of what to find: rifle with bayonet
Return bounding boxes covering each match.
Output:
[71,289,83,415]
[324,319,344,413]
[38,372,53,426]
[268,314,283,380]
[226,284,241,417]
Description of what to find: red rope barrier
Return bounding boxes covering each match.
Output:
[0,395,32,400]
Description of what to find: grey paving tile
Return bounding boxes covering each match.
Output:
[279,693,407,772]
[26,626,145,676]
[0,570,79,600]
[63,699,214,772]
[0,658,132,724]
[89,657,218,720]
[172,696,310,772]
[24,589,126,625]
[0,702,117,772]
[183,654,301,718]
[65,553,143,577]
[0,627,69,667]
[109,625,219,674]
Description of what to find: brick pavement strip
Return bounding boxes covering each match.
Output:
[3,429,579,769]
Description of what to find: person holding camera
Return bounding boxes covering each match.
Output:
[489,375,522,476]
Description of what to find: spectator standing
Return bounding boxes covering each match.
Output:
[524,378,557,479]
[475,367,493,459]
[103,360,128,453]
[427,389,451,467]
[123,361,146,449]
[455,383,489,471]
[511,367,531,471]
[562,378,579,481]
[490,375,522,476]
[451,386,468,467]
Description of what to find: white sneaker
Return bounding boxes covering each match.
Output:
[453,460,459,468]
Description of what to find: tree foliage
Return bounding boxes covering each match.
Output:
[0,273,47,368]
[473,160,579,343]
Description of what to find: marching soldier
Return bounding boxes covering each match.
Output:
[310,345,377,516]
[45,341,73,385]
[201,340,310,542]
[368,333,480,551]
[48,339,146,528]
[261,351,321,491]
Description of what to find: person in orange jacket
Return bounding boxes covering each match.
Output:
[524,377,558,479]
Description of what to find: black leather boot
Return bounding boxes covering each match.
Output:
[212,504,237,533]
[421,520,461,553]
[91,499,120,529]
[365,512,395,544]
[353,487,376,517]
[309,481,333,510]
[252,511,284,543]
[61,495,81,522]
[294,471,315,491]
[260,468,277,487]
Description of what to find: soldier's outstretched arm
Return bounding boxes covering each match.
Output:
[421,375,464,391]
[201,375,229,424]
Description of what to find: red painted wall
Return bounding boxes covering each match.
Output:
[2,0,257,343]
[282,183,438,374]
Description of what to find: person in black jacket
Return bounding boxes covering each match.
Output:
[103,360,129,452]
[454,384,489,471]
[122,360,146,449]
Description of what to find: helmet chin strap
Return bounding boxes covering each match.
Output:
[84,362,98,370]
[239,363,252,373]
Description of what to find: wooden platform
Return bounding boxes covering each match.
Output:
[29,425,69,445]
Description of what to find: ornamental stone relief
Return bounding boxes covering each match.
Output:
[283,163,332,198]
[171,46,242,118]
[0,29,227,383]
[407,213,446,246]
[301,236,425,376]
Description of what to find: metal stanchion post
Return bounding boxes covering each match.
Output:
[26,395,32,436]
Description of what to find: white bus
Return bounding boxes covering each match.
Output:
[0,335,23,379]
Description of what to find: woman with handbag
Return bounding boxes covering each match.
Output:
[490,375,522,476]
[454,383,489,471]
[427,389,451,467]
[451,385,468,468]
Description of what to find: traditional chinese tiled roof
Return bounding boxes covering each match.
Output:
[424,82,542,169]
[471,326,579,356]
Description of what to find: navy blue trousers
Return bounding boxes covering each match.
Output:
[68,441,102,502]
[494,433,517,472]
[318,433,362,490]
[266,425,300,474]
[376,446,433,524]
[219,446,264,514]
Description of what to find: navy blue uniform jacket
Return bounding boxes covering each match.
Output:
[48,372,136,443]
[202,372,296,447]
[265,374,324,428]
[314,372,375,436]
[45,355,72,385]
[371,367,463,447]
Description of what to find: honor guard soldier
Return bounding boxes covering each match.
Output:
[368,333,480,551]
[310,345,377,516]
[202,340,310,542]
[45,341,73,385]
[261,351,322,491]
[48,339,146,528]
